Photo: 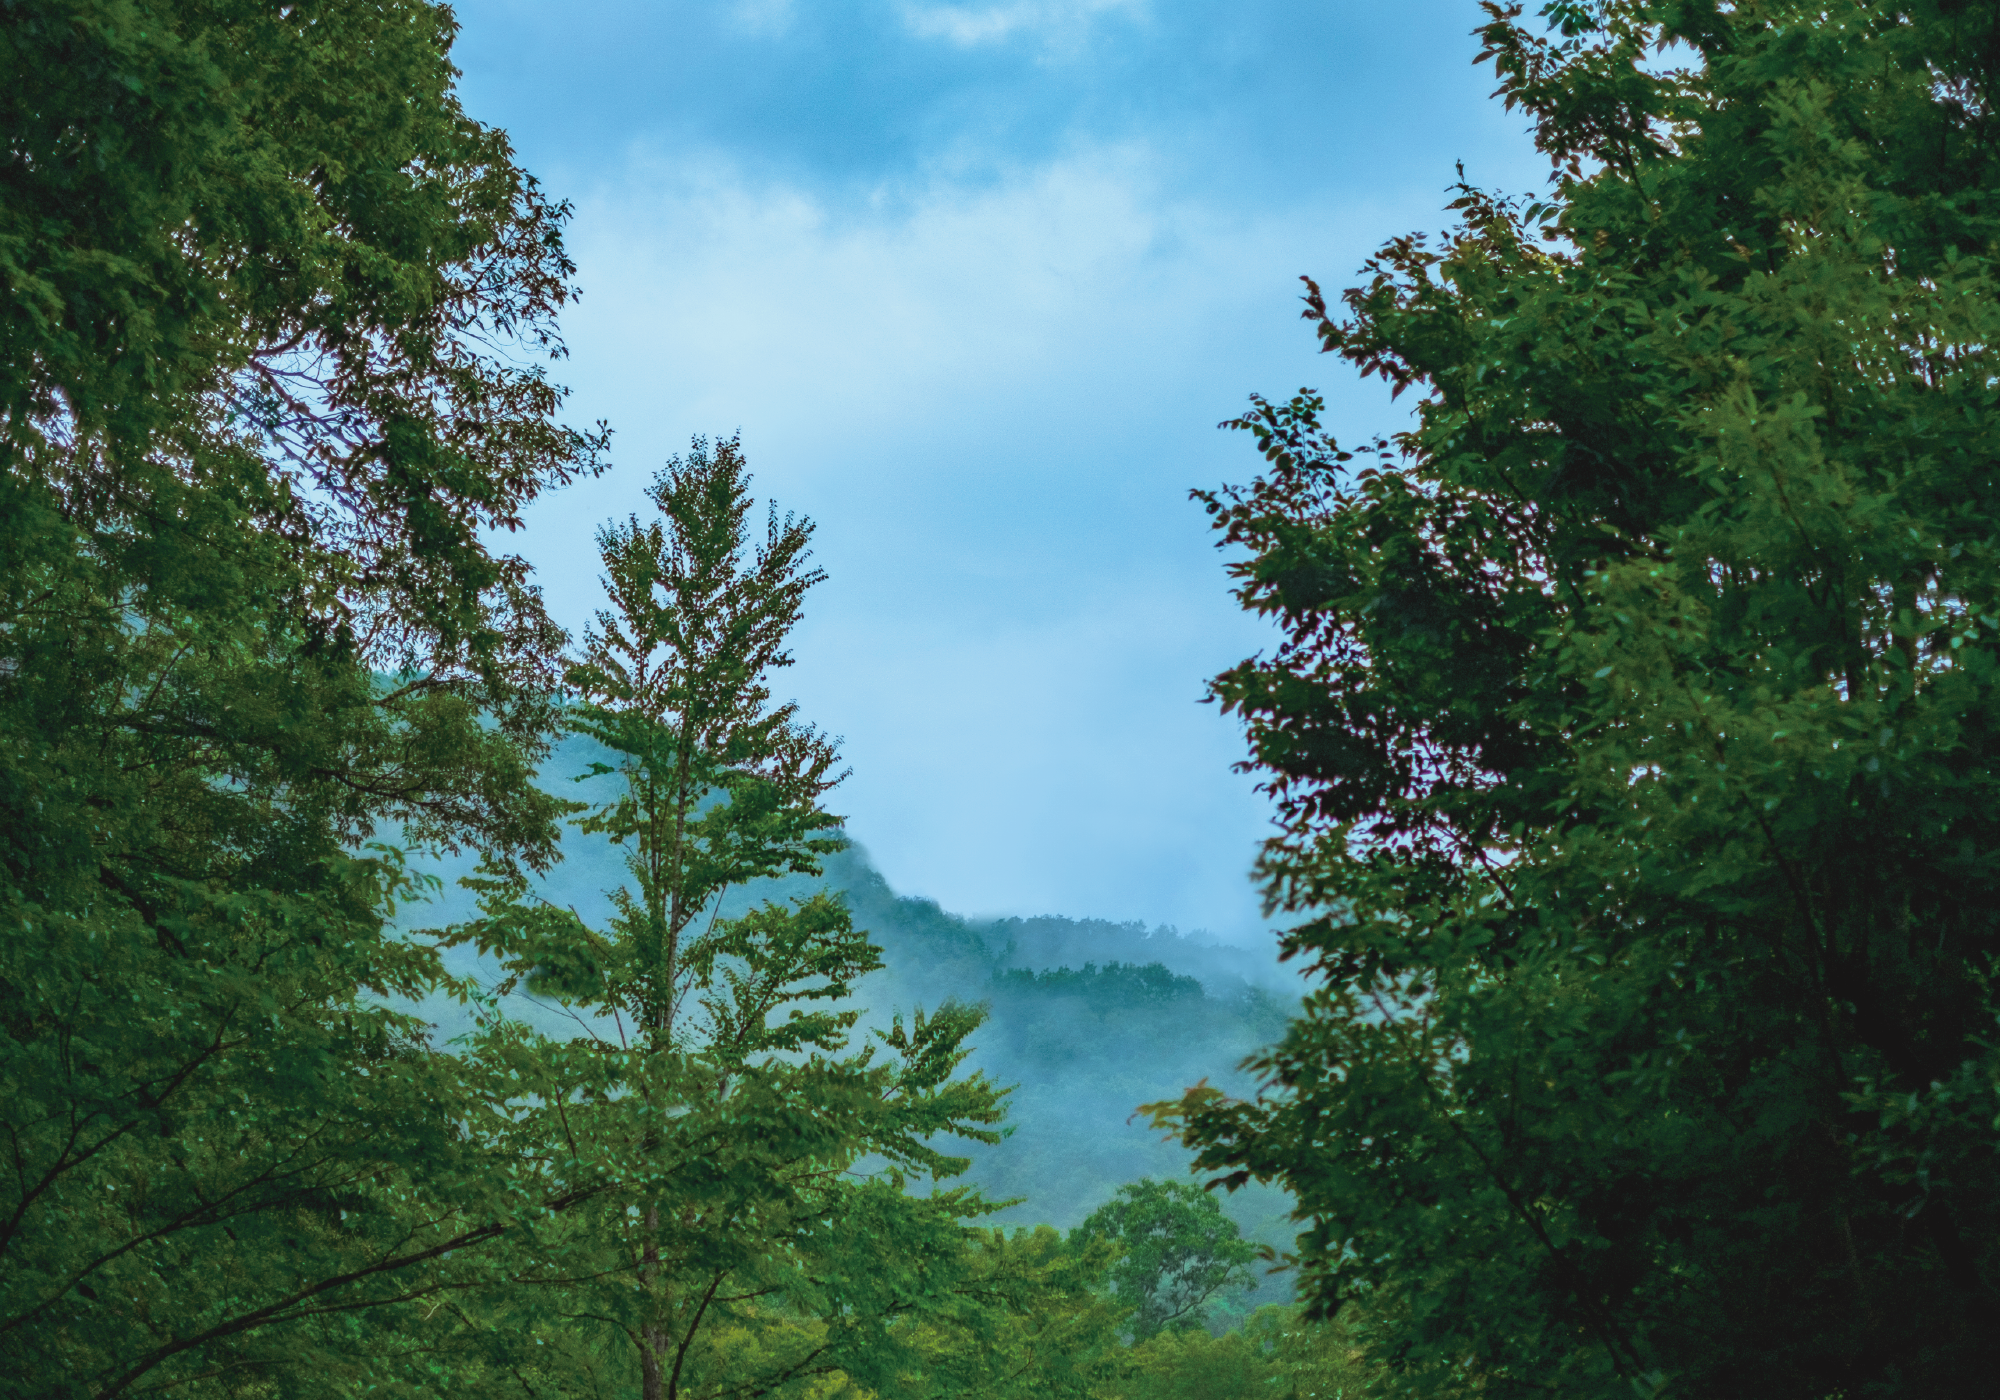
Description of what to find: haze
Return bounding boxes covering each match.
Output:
[450,0,1546,939]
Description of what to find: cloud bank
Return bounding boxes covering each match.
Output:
[899,0,1146,50]
[451,0,1547,938]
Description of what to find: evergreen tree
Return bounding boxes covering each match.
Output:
[1151,1,2000,1395]
[568,433,849,1053]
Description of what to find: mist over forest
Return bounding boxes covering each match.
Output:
[408,734,1303,1299]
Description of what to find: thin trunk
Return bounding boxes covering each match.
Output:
[640,1203,666,1400]
[659,716,696,1045]
[1892,574,1920,692]
[641,718,694,1398]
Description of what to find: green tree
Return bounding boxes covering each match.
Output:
[1073,1178,1259,1339]
[1239,1304,1378,1400]
[1116,1304,1375,1400]
[1149,1,2000,1396]
[567,433,848,1050]
[895,1225,1130,1400]
[443,439,1013,1400]
[1,1,604,1395]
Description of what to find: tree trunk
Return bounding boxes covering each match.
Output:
[640,1202,666,1400]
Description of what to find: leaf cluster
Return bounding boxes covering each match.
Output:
[1161,2,2000,1396]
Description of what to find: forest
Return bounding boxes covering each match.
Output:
[7,1,2000,1398]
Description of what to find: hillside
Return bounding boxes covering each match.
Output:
[400,736,1302,1297]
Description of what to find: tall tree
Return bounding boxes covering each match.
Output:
[1150,1,2000,1396]
[445,439,1012,1400]
[1,1,603,1395]
[569,433,847,1051]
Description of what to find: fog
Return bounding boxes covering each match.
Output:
[399,732,1305,1310]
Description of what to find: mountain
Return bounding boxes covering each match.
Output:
[396,736,1303,1303]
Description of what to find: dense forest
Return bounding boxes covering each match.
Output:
[10,1,2000,1398]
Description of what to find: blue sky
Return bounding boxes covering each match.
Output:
[450,0,1547,938]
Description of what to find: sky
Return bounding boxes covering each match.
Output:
[448,0,1549,941]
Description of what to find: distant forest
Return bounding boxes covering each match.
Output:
[412,739,1301,1269]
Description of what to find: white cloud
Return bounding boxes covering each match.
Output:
[542,139,1395,479]
[899,0,1146,50]
[728,0,797,37]
[555,144,1173,441]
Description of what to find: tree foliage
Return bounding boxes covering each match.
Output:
[565,433,847,1046]
[1116,1304,1376,1400]
[436,440,1022,1400]
[1072,1178,1260,1340]
[1,1,605,1394]
[1150,1,2000,1396]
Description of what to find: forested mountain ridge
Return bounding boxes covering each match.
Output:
[785,846,1302,1256]
[827,850,1298,1245]
[407,736,1301,1256]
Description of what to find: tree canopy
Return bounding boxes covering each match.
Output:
[1151,1,2000,1396]
[1072,1177,1260,1340]
[3,1,604,1394]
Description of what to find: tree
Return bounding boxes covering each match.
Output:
[1238,1304,1378,1400]
[1,1,603,1394]
[567,433,849,1051]
[4,0,602,658]
[442,438,1013,1400]
[1073,1178,1259,1340]
[1148,1,2000,1396]
[892,1225,1130,1400]
[1115,1304,1376,1400]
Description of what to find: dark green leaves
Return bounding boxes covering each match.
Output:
[2,3,600,1394]
[1072,1178,1261,1341]
[1165,2,2000,1396]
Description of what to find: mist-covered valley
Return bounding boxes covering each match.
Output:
[405,734,1304,1313]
